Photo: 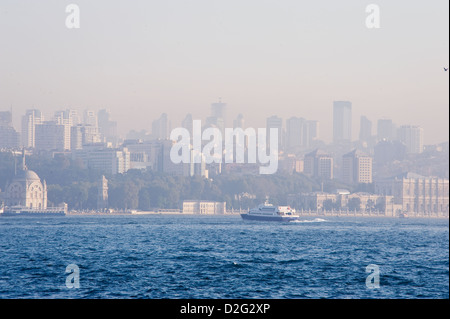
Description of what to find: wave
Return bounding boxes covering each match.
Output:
[290,218,327,223]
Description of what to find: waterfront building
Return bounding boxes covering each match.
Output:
[375,172,449,215]
[182,200,226,214]
[4,151,47,209]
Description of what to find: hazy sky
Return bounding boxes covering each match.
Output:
[0,0,448,144]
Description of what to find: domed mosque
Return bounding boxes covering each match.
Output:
[2,151,65,216]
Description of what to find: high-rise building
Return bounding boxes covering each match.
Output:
[342,149,373,184]
[21,109,44,148]
[152,113,170,140]
[359,116,372,143]
[377,118,396,141]
[181,113,193,135]
[285,118,319,151]
[0,110,19,149]
[35,121,71,151]
[55,109,80,126]
[233,114,245,129]
[285,117,305,151]
[304,149,333,180]
[266,115,283,151]
[83,110,98,127]
[72,145,130,175]
[98,109,118,146]
[333,101,352,144]
[0,111,12,126]
[398,125,424,154]
[70,125,83,150]
[306,120,319,146]
[211,99,227,127]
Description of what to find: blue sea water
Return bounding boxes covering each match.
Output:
[0,215,448,299]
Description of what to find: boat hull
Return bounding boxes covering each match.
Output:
[240,213,300,222]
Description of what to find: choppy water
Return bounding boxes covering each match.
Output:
[0,215,448,299]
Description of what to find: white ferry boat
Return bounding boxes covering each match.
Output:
[241,201,300,222]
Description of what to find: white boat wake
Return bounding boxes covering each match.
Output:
[289,218,327,223]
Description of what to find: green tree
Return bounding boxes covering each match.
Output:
[348,197,362,212]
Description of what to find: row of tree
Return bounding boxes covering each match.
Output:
[0,152,370,211]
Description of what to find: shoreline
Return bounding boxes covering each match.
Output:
[65,211,449,219]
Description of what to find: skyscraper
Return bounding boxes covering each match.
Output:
[211,99,227,127]
[266,115,283,151]
[21,109,44,148]
[333,101,352,144]
[98,109,118,146]
[181,113,193,135]
[398,125,424,154]
[35,121,71,151]
[359,116,372,143]
[0,110,20,149]
[286,117,304,151]
[233,114,245,129]
[377,118,395,141]
[152,113,170,140]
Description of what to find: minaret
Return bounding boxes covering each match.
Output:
[20,148,27,171]
[43,180,48,209]
[97,175,109,211]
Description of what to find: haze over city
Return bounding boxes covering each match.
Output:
[0,0,448,144]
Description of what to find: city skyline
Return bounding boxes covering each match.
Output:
[0,103,439,149]
[0,0,448,145]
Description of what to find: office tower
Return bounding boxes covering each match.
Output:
[398,125,424,154]
[266,115,283,151]
[286,117,320,151]
[304,149,333,180]
[21,109,44,148]
[98,109,118,146]
[211,99,227,127]
[0,110,20,149]
[333,101,352,144]
[72,145,130,175]
[83,109,98,127]
[152,113,170,140]
[377,118,396,141]
[359,116,372,143]
[286,117,304,151]
[35,121,71,151]
[70,125,83,150]
[54,109,80,126]
[233,114,245,129]
[81,124,102,145]
[0,111,12,126]
[306,120,319,145]
[181,113,193,135]
[205,116,225,134]
[342,149,373,184]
